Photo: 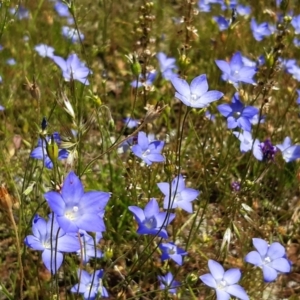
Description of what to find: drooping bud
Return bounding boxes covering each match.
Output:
[41,117,47,131]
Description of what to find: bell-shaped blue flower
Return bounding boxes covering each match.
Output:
[245,238,291,282]
[128,198,175,239]
[171,74,223,108]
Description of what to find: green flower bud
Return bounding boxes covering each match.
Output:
[46,136,59,165]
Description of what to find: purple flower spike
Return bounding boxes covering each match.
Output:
[24,215,80,274]
[215,52,257,87]
[159,242,188,265]
[131,131,165,166]
[71,269,109,299]
[259,139,277,162]
[276,137,300,163]
[128,198,175,239]
[171,74,223,108]
[157,174,200,213]
[218,93,259,131]
[158,272,180,295]
[44,171,110,233]
[200,260,249,300]
[245,238,291,282]
[52,53,91,85]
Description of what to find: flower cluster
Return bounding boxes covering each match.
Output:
[24,171,111,298]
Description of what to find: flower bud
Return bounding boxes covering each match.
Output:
[104,246,113,261]
[126,52,142,77]
[46,136,59,164]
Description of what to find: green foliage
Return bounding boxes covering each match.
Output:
[1,0,300,299]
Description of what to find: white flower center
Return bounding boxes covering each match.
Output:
[232,69,240,78]
[144,217,156,229]
[233,111,241,119]
[142,149,151,157]
[65,206,79,220]
[263,256,271,264]
[168,247,176,255]
[173,192,182,203]
[190,93,198,103]
[216,279,227,290]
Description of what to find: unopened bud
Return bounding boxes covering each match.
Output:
[186,272,198,285]
[104,247,113,261]
[41,117,47,131]
[178,54,190,68]
[125,52,142,76]
[46,136,59,164]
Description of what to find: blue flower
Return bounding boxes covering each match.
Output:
[156,52,177,80]
[294,37,300,47]
[44,171,110,233]
[232,131,262,160]
[200,260,249,300]
[131,131,165,165]
[159,242,187,265]
[296,89,300,104]
[71,269,109,299]
[276,137,300,162]
[131,71,156,88]
[215,52,257,86]
[124,117,139,129]
[213,16,230,31]
[0,105,4,111]
[61,26,84,43]
[52,53,91,85]
[128,198,175,239]
[292,15,300,34]
[6,58,16,65]
[236,5,251,17]
[245,238,291,282]
[171,74,223,108]
[157,174,200,213]
[198,0,211,12]
[250,18,272,41]
[30,132,68,169]
[34,44,55,58]
[77,230,103,264]
[54,1,71,17]
[158,272,180,295]
[24,215,80,274]
[205,110,216,122]
[10,5,29,20]
[217,93,259,131]
[279,58,297,74]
